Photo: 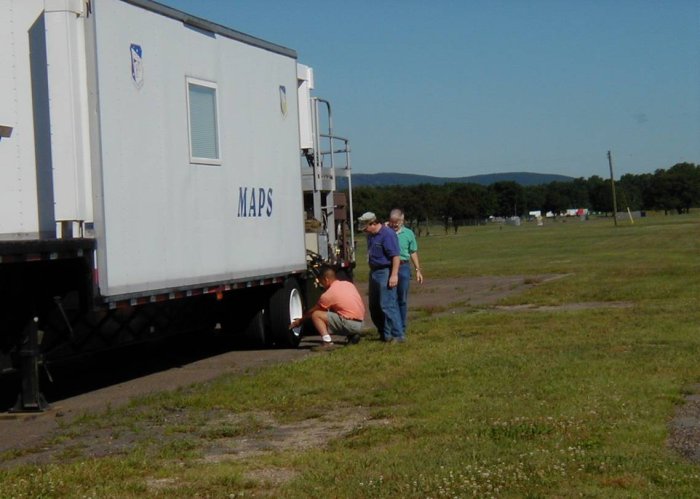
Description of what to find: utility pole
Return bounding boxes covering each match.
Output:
[607,150,618,227]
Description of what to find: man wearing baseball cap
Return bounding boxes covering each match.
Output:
[357,212,403,343]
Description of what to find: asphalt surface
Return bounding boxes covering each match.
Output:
[0,330,317,454]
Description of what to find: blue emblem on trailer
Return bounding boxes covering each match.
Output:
[279,85,287,117]
[130,44,144,89]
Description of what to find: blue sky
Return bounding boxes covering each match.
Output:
[158,0,699,179]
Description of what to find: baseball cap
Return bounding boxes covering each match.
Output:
[357,212,377,230]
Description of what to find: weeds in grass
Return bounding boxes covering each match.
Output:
[2,467,65,498]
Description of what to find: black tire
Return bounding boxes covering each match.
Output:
[244,307,271,347]
[269,279,304,348]
[221,290,271,348]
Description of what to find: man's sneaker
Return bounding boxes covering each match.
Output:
[312,341,337,352]
[347,333,361,345]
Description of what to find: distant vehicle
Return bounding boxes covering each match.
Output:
[0,0,355,411]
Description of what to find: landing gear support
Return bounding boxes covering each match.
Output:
[10,317,49,413]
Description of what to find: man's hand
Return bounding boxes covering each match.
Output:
[289,317,302,329]
[388,274,399,288]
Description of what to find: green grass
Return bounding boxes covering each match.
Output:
[2,213,700,497]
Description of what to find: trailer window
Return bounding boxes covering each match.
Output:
[186,78,220,164]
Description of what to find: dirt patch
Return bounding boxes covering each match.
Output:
[203,407,385,491]
[668,384,700,463]
[3,411,182,468]
[403,274,568,319]
[494,301,634,312]
[201,406,382,463]
[2,405,385,471]
[410,274,565,309]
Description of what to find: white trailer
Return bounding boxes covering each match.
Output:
[0,0,355,411]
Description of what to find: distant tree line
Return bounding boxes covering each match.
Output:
[348,162,700,232]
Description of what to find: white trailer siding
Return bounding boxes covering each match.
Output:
[89,0,306,297]
[44,0,94,227]
[1,0,94,236]
[0,1,46,235]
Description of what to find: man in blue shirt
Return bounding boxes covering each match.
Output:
[358,212,403,342]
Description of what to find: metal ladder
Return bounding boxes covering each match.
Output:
[304,97,355,265]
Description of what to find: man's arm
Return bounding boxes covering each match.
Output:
[407,230,423,283]
[410,252,423,284]
[384,227,401,289]
[389,255,400,288]
[289,303,321,329]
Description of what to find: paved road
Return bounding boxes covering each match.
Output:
[0,331,320,454]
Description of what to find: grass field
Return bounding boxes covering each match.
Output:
[2,213,700,497]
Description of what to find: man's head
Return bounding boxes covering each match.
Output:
[358,212,382,234]
[388,208,404,231]
[318,265,337,288]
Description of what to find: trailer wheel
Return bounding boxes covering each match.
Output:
[244,307,271,347]
[269,279,303,348]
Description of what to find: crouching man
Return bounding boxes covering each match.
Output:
[289,266,365,351]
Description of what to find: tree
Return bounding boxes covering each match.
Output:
[523,185,546,214]
[568,178,590,208]
[587,176,613,214]
[649,168,681,215]
[489,181,525,217]
[543,182,571,215]
[349,162,700,225]
[444,183,491,232]
[667,163,700,213]
[618,174,647,211]
[404,184,442,235]
[351,186,382,219]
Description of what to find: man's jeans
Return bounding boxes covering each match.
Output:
[368,268,403,341]
[397,263,411,335]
